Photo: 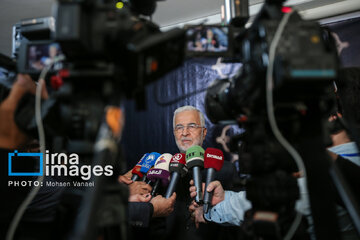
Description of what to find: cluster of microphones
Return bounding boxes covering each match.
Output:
[130,146,224,213]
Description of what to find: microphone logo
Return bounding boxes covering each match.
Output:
[157,156,167,164]
[172,153,183,162]
[148,169,163,175]
[206,154,223,160]
[186,151,203,158]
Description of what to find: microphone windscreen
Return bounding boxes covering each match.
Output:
[138,153,149,165]
[171,153,186,165]
[169,153,188,176]
[204,148,224,171]
[154,153,173,171]
[131,166,143,178]
[140,152,160,174]
[132,153,148,176]
[147,153,172,186]
[185,145,204,169]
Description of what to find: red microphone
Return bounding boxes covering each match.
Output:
[131,153,148,181]
[165,153,188,198]
[203,148,224,213]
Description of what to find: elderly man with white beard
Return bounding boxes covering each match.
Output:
[166,106,238,240]
[173,106,208,153]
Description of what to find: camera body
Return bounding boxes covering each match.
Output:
[11,0,187,142]
[205,10,337,124]
[202,2,340,238]
[53,0,185,92]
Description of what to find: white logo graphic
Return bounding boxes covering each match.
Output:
[149,169,162,175]
[172,153,183,162]
[207,153,223,160]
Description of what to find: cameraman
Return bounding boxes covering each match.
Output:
[0,73,50,238]
[188,67,360,238]
[0,73,176,239]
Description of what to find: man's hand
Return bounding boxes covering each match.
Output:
[0,74,48,149]
[189,180,225,206]
[150,193,176,217]
[118,174,133,185]
[118,174,152,200]
[129,181,152,196]
[188,200,206,228]
[122,169,133,180]
[129,193,152,203]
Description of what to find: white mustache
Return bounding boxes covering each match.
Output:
[181,137,192,141]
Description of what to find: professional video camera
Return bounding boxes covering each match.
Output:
[2,1,186,240]
[10,0,186,141]
[194,0,358,239]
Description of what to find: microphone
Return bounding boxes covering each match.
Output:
[140,152,160,182]
[203,148,224,213]
[165,153,188,198]
[131,153,149,181]
[185,145,205,204]
[147,153,172,196]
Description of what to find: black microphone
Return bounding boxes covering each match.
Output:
[203,148,224,213]
[165,153,187,198]
[185,146,204,204]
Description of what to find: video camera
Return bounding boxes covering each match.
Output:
[203,5,337,124]
[8,0,186,143]
[193,0,342,239]
[53,0,185,92]
[14,2,185,95]
[3,1,187,240]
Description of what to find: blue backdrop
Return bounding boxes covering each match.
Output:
[122,58,242,169]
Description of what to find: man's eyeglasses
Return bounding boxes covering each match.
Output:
[174,123,204,133]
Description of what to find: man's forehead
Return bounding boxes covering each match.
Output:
[175,110,200,124]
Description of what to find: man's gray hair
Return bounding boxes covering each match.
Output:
[173,105,205,129]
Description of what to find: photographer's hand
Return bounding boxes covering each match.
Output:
[0,74,48,149]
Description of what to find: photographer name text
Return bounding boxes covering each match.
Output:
[8,180,95,187]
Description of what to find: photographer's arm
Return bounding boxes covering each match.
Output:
[203,190,251,226]
[189,180,252,227]
[0,74,48,236]
[0,74,47,149]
